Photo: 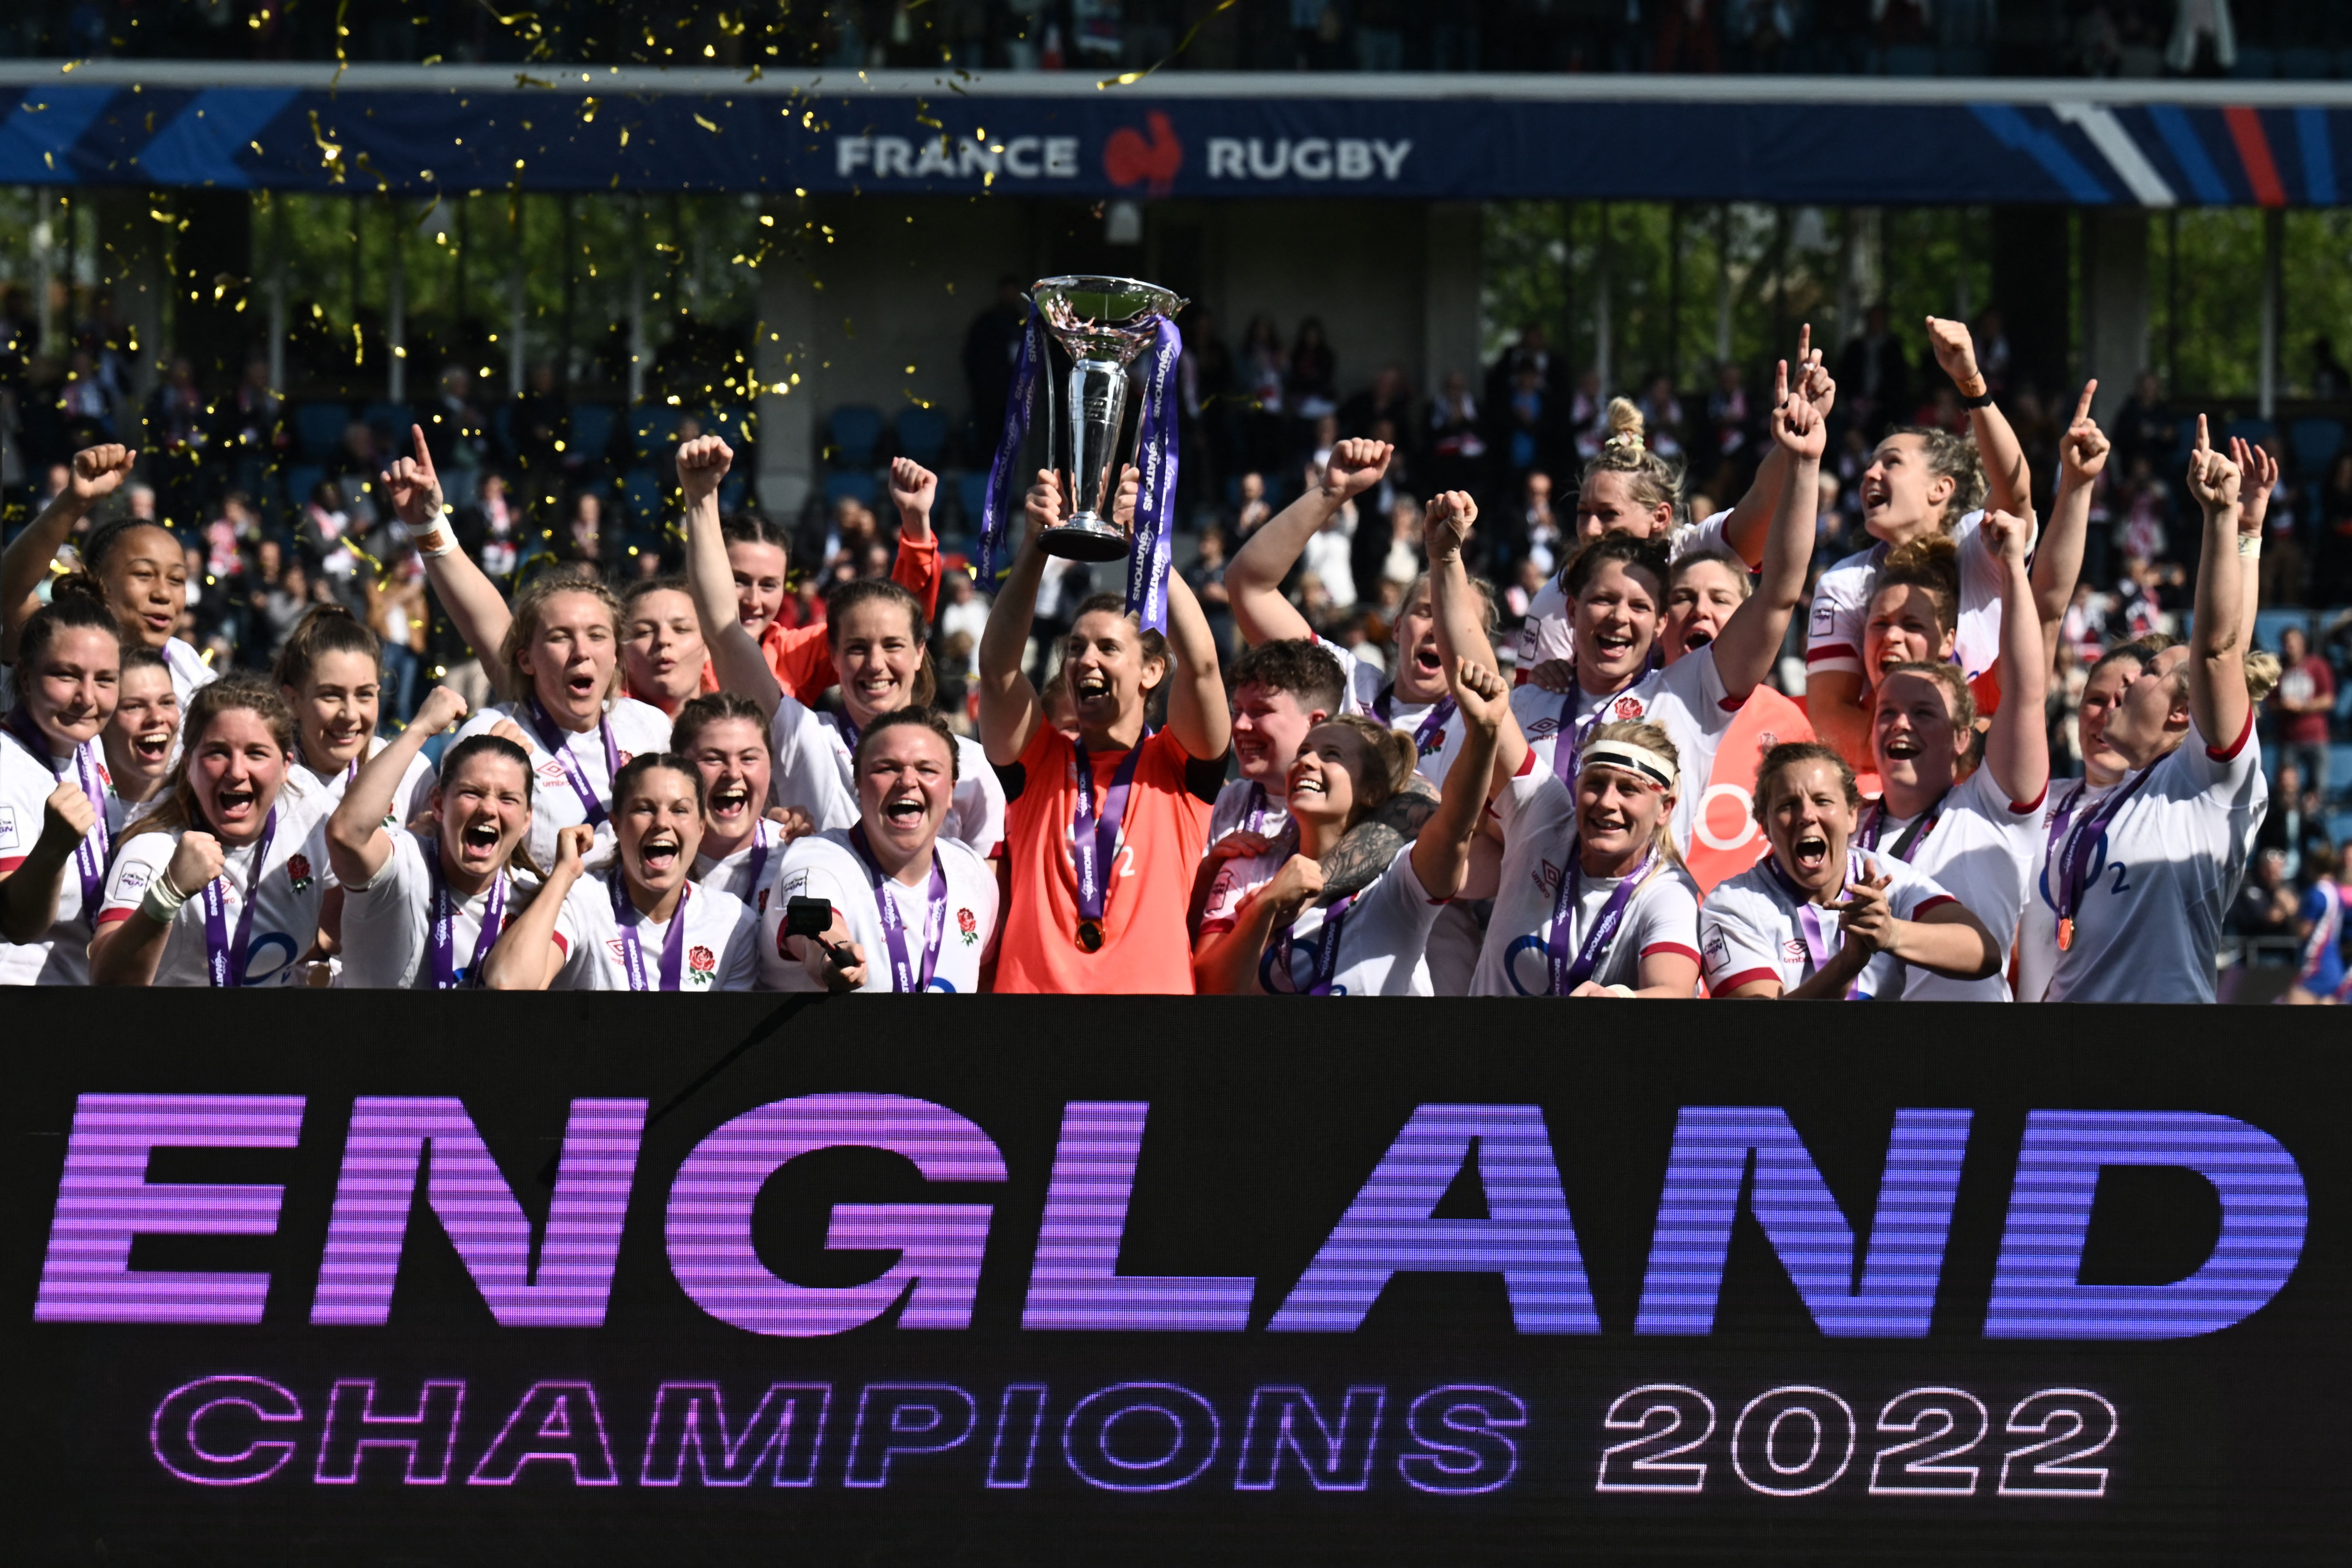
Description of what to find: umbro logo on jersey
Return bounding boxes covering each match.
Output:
[1782,938,1808,961]
[537,761,569,782]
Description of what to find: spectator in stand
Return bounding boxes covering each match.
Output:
[1499,362,1559,509]
[2274,624,2336,802]
[1240,315,1289,475]
[1485,324,1561,415]
[1519,469,1564,575]
[2113,370,2175,475]
[1637,373,1686,460]
[145,355,208,523]
[1707,361,1752,482]
[554,491,610,575]
[2166,0,2237,76]
[426,365,491,506]
[1234,470,1272,537]
[1425,372,1486,498]
[1340,363,1414,443]
[2227,849,2298,940]
[1836,303,1911,441]
[508,363,568,484]
[1657,0,1724,71]
[1300,473,1358,615]
[1567,369,1608,464]
[455,470,523,581]
[296,479,363,612]
[2255,760,2331,886]
[1185,526,1235,667]
[1289,318,1339,424]
[367,545,429,726]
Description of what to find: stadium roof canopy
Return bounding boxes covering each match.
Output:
[1,62,2347,207]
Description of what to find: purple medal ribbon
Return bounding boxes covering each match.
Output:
[1372,685,1457,759]
[1857,788,1948,862]
[1261,892,1359,995]
[976,300,1047,592]
[1548,691,1616,785]
[1548,846,1656,996]
[1764,850,1869,1000]
[849,823,950,993]
[526,697,620,829]
[1240,783,1282,838]
[743,819,775,904]
[1072,734,1149,929]
[4,705,107,914]
[2050,765,2157,938]
[426,845,507,990]
[610,871,689,992]
[1123,317,1183,635]
[200,807,277,988]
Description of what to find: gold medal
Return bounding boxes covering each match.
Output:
[1075,918,1105,953]
[2056,917,2074,953]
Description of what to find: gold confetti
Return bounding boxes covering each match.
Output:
[351,323,364,365]
[694,114,720,134]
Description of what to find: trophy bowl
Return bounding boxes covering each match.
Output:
[1031,275,1187,563]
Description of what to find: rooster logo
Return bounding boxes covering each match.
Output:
[1104,111,1183,198]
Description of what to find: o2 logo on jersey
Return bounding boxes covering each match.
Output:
[687,945,717,987]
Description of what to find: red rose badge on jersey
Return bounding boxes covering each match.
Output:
[957,908,978,946]
[287,853,314,894]
[1612,695,1646,720]
[688,945,716,986]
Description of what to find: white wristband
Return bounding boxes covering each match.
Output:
[413,520,460,558]
[138,871,191,924]
[2237,534,2262,559]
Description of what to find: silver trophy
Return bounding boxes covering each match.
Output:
[1031,274,1187,563]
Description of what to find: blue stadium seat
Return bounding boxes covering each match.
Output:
[360,402,413,441]
[825,470,879,508]
[282,463,325,514]
[828,405,884,469]
[2230,47,2278,79]
[622,466,666,527]
[896,405,948,468]
[955,470,991,532]
[2289,416,2344,476]
[2279,47,2333,81]
[2224,417,2274,451]
[293,402,349,462]
[568,402,619,464]
[707,405,755,451]
[718,473,749,513]
[629,405,676,462]
[2330,746,2352,804]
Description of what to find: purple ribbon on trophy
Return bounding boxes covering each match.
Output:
[977,277,1188,633]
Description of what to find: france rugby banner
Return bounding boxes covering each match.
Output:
[0,69,2345,206]
[3,991,2344,1564]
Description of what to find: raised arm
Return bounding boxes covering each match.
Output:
[1719,325,1833,569]
[1411,657,1507,899]
[2230,436,2277,640]
[1926,318,2029,518]
[2184,415,2251,748]
[327,684,467,888]
[2032,382,2106,670]
[1710,361,1821,703]
[90,831,222,987]
[1979,509,2049,808]
[886,456,943,619]
[1224,438,1392,647]
[481,825,586,990]
[1,444,134,660]
[677,435,781,719]
[1835,867,2002,984]
[1424,491,1527,796]
[1162,563,1231,762]
[975,470,1057,767]
[0,783,98,942]
[385,426,518,700]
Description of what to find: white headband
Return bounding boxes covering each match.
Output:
[1580,739,1678,791]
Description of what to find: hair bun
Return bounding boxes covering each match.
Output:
[1603,396,1646,455]
[47,569,107,607]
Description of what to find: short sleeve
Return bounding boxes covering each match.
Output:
[1699,891,1781,995]
[1869,852,1960,920]
[1804,559,1867,676]
[1633,875,1704,967]
[1493,750,1559,841]
[97,833,175,926]
[1673,509,1741,567]
[348,824,423,895]
[2174,705,2263,796]
[769,693,857,831]
[550,882,592,985]
[718,903,760,991]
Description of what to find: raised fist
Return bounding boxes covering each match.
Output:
[41,780,97,846]
[69,444,136,504]
[888,456,938,518]
[676,434,734,504]
[414,684,469,735]
[1924,316,1981,390]
[1321,439,1393,504]
[166,831,226,898]
[1423,490,1478,563]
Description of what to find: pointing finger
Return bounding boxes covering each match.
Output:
[1773,357,1788,407]
[2073,380,2096,424]
[2194,413,2210,455]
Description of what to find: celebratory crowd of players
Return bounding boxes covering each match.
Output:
[0,317,2311,1002]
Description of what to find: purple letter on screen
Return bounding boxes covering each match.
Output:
[309,1097,646,1328]
[666,1093,1005,1337]
[314,1379,466,1484]
[36,1094,305,1324]
[1633,1107,1971,1337]
[1267,1104,1598,1333]
[1983,1110,2308,1339]
[467,1381,618,1486]
[1023,1102,1254,1331]
[639,1382,830,1487]
[150,1376,304,1486]
[843,1384,977,1486]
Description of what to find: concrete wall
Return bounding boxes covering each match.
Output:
[756,194,1481,515]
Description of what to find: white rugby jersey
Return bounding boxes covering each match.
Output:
[1198,779,1295,934]
[2042,711,2267,1005]
[1514,510,1738,671]
[757,827,998,994]
[1699,849,1960,1000]
[550,870,759,993]
[1256,844,1445,997]
[1317,636,1474,790]
[338,827,542,990]
[1804,509,2022,683]
[1511,641,1741,856]
[772,691,1007,857]
[693,817,791,921]
[2014,777,2116,1003]
[1857,763,2045,1002]
[450,697,674,872]
[283,735,438,829]
[1474,759,1703,997]
[0,726,112,984]
[94,798,336,987]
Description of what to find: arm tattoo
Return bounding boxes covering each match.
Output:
[1317,821,1404,902]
